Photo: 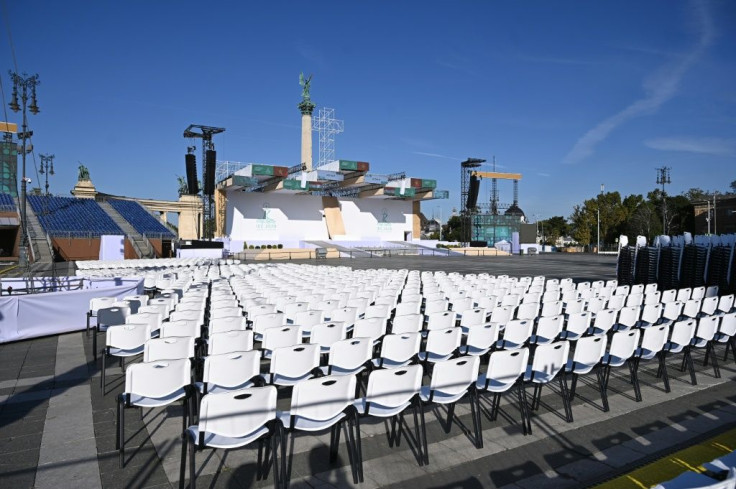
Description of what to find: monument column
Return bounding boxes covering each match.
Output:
[298,73,316,171]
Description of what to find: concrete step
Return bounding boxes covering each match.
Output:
[16,197,53,263]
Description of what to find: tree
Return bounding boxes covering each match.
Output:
[442,215,465,242]
[628,202,661,241]
[569,204,594,246]
[731,180,736,194]
[539,216,569,245]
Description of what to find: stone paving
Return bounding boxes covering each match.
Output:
[1,254,735,489]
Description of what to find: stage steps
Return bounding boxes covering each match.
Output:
[305,240,372,257]
[98,201,154,258]
[18,197,54,263]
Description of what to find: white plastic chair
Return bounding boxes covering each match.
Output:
[353,317,387,345]
[160,319,200,339]
[693,315,722,379]
[101,322,149,393]
[529,315,563,345]
[715,313,736,363]
[118,358,192,468]
[278,374,363,484]
[373,333,422,368]
[310,322,348,354]
[498,319,534,349]
[525,340,573,423]
[664,319,697,386]
[181,386,282,489]
[652,467,736,489]
[566,335,608,411]
[197,350,262,396]
[262,326,303,358]
[143,336,196,362]
[419,356,483,450]
[208,315,247,335]
[426,311,457,331]
[459,323,500,357]
[87,297,117,336]
[560,311,591,341]
[476,348,531,435]
[418,327,461,365]
[264,344,321,386]
[354,365,427,466]
[391,313,424,334]
[207,330,254,355]
[395,301,421,317]
[632,324,671,401]
[323,337,374,376]
[94,304,130,361]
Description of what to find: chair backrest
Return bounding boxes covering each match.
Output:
[669,320,696,348]
[489,306,514,326]
[662,301,685,321]
[691,286,706,301]
[644,291,661,305]
[641,303,663,325]
[426,311,457,331]
[98,305,130,327]
[391,313,423,334]
[540,300,563,318]
[534,315,563,342]
[346,297,369,317]
[270,344,321,378]
[424,299,449,315]
[289,374,356,423]
[140,304,169,320]
[198,386,277,439]
[502,319,534,347]
[429,356,480,397]
[528,341,570,382]
[294,310,325,328]
[90,297,117,313]
[210,298,239,310]
[482,348,529,390]
[564,299,585,315]
[328,337,373,372]
[639,324,669,358]
[395,301,421,317]
[210,306,243,321]
[160,319,200,338]
[616,306,640,329]
[424,327,462,357]
[202,350,262,389]
[106,323,151,349]
[263,326,303,352]
[246,303,276,320]
[701,296,718,316]
[126,312,163,332]
[364,365,422,412]
[605,330,641,367]
[125,358,190,398]
[565,312,591,336]
[676,287,692,302]
[253,312,286,335]
[593,309,617,334]
[378,332,422,364]
[515,302,539,321]
[451,297,474,314]
[144,336,196,362]
[625,293,644,308]
[695,315,720,342]
[330,307,358,326]
[660,289,677,304]
[607,294,626,311]
[170,309,203,325]
[209,316,247,334]
[570,335,607,372]
[310,322,348,348]
[586,296,607,314]
[353,317,387,342]
[719,313,736,337]
[681,299,702,319]
[465,323,500,352]
[705,285,719,298]
[208,330,254,355]
[718,294,735,314]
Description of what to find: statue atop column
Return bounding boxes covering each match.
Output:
[298,72,315,115]
[77,163,90,181]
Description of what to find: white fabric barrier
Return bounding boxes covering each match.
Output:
[176,248,224,259]
[0,278,143,344]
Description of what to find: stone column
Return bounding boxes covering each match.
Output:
[298,99,315,172]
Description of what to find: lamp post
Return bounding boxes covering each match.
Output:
[656,167,671,235]
[597,184,604,254]
[435,206,443,241]
[8,71,40,265]
[39,153,54,196]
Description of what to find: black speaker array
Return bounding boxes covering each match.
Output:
[204,149,216,195]
[617,246,636,286]
[707,246,731,293]
[634,246,658,285]
[466,175,480,209]
[657,246,681,291]
[185,154,198,195]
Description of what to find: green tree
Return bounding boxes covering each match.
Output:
[539,216,569,245]
[442,215,465,242]
[569,204,594,246]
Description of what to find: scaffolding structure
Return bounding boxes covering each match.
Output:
[313,108,344,168]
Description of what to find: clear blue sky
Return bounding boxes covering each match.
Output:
[2,1,734,223]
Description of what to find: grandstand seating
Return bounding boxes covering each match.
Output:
[0,193,16,211]
[108,199,174,238]
[28,195,123,237]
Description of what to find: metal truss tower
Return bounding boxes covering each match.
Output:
[183,124,225,240]
[313,107,344,168]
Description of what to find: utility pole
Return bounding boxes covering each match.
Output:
[656,167,671,235]
[597,183,604,254]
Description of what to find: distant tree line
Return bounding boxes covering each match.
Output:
[439,180,736,247]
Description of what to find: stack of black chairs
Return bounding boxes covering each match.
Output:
[657,246,681,291]
[617,246,636,286]
[707,246,732,293]
[634,246,658,285]
[680,245,708,288]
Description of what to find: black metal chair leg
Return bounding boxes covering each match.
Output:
[628,359,642,402]
[709,342,721,378]
[569,373,578,400]
[685,348,697,385]
[596,367,609,412]
[353,411,364,482]
[658,352,670,393]
[559,376,573,423]
[445,403,455,433]
[189,437,197,489]
[119,399,125,468]
[101,349,106,392]
[412,403,423,466]
[179,431,187,489]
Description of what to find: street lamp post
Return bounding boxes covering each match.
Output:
[8,71,40,266]
[39,153,54,196]
[597,184,604,254]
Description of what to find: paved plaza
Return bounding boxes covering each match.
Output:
[1,254,735,489]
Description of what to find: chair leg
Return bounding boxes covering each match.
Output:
[412,402,424,466]
[658,352,670,393]
[558,376,573,423]
[119,397,125,468]
[419,402,429,465]
[86,312,91,337]
[470,388,483,449]
[93,327,98,361]
[179,431,187,489]
[490,392,501,421]
[531,384,542,411]
[444,403,455,433]
[595,366,609,412]
[569,372,578,400]
[271,429,281,489]
[708,342,721,378]
[683,347,697,385]
[353,410,364,483]
[329,423,340,463]
[629,359,642,402]
[101,349,106,393]
[189,437,197,489]
[257,438,265,481]
[116,394,122,450]
[388,415,398,447]
[520,382,532,435]
[344,420,359,484]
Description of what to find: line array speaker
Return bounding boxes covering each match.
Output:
[466,174,480,209]
[204,149,216,195]
[185,154,198,195]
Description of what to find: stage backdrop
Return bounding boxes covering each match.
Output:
[226,191,412,242]
[0,278,143,343]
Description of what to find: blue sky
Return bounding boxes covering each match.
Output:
[2,0,734,223]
